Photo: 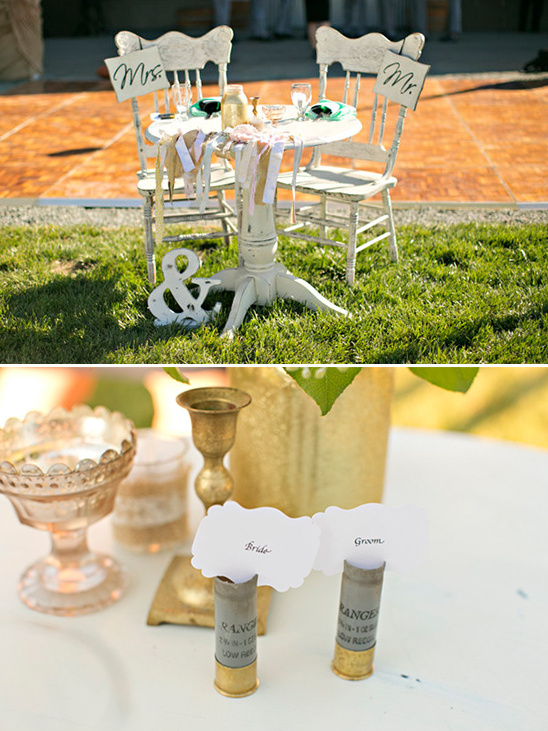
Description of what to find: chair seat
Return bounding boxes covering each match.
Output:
[137,164,235,195]
[276,166,397,201]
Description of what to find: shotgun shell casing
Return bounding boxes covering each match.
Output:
[331,560,386,680]
[214,574,259,697]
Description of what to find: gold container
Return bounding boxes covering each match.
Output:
[332,561,385,680]
[221,84,249,128]
[332,644,375,681]
[229,367,394,517]
[215,660,258,698]
[214,575,259,697]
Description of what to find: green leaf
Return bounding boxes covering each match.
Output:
[408,366,479,393]
[284,367,361,415]
[163,367,190,384]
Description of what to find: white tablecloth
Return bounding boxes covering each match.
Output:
[0,428,547,731]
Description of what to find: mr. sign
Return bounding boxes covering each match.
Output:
[104,46,169,103]
[372,50,430,111]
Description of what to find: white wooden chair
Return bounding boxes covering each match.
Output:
[276,27,426,286]
[115,27,237,284]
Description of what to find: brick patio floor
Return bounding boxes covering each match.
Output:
[1,74,547,206]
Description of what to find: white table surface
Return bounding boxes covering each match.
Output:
[1,428,547,731]
[146,106,362,149]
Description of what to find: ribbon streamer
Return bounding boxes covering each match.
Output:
[223,125,303,219]
[153,123,303,253]
[262,138,285,205]
[154,136,168,254]
[199,137,218,214]
[289,136,304,224]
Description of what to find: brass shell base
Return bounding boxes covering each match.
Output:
[146,554,272,634]
[331,643,375,680]
[214,659,259,697]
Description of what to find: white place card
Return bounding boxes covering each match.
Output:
[105,47,169,103]
[372,50,430,111]
[312,503,428,574]
[191,501,321,591]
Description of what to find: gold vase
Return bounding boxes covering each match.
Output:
[229,367,394,517]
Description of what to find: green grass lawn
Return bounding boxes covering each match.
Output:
[0,221,546,364]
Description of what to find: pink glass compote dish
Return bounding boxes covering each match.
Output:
[0,405,136,616]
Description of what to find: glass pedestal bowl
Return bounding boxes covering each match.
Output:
[0,405,136,616]
[262,104,285,126]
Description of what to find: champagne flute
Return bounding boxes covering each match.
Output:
[291,82,312,121]
[171,81,192,120]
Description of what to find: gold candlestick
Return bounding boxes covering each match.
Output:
[148,387,274,631]
[176,387,251,512]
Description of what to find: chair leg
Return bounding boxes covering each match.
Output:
[345,201,359,286]
[142,194,156,285]
[319,195,327,240]
[382,188,398,263]
[236,187,244,267]
[217,190,234,244]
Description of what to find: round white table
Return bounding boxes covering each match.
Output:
[1,428,546,730]
[147,108,362,336]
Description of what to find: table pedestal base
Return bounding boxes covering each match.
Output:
[212,264,349,337]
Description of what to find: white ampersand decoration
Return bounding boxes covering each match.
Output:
[147,248,221,329]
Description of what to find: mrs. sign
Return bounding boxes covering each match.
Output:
[104,46,169,103]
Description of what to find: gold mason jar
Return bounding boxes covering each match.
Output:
[229,367,394,517]
[221,84,249,128]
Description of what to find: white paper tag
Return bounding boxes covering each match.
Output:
[312,503,428,575]
[191,501,321,591]
[105,47,169,103]
[372,50,430,111]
